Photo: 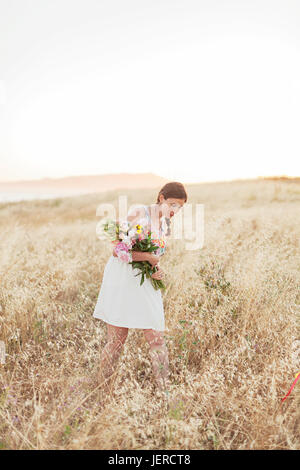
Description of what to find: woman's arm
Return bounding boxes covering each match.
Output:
[132,251,150,262]
[113,249,159,266]
[113,249,149,261]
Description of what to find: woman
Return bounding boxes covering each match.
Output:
[93,182,187,397]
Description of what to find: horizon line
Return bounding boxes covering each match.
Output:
[0,172,298,186]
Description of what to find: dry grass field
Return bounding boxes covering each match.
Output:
[0,178,299,450]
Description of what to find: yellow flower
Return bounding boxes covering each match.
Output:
[135,224,142,234]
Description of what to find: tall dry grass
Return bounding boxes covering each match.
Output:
[0,179,299,449]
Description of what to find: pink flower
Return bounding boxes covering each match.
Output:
[114,241,132,263]
[115,242,129,254]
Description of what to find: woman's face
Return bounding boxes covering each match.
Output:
[158,195,185,218]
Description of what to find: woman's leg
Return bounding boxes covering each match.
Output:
[98,323,128,389]
[143,329,170,391]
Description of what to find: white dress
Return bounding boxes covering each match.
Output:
[93,205,167,331]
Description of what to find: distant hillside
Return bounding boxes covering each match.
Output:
[258,175,300,183]
[0,173,169,194]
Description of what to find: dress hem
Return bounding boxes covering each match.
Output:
[93,314,165,331]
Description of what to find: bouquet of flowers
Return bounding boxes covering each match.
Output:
[99,218,166,291]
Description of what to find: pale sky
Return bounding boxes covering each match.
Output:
[0,0,299,183]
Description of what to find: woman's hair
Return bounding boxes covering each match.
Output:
[156,182,188,204]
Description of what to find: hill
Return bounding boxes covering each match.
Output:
[0,172,169,194]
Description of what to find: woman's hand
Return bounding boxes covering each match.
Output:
[151,266,164,280]
[147,253,160,267]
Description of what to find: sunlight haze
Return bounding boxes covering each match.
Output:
[0,0,299,183]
